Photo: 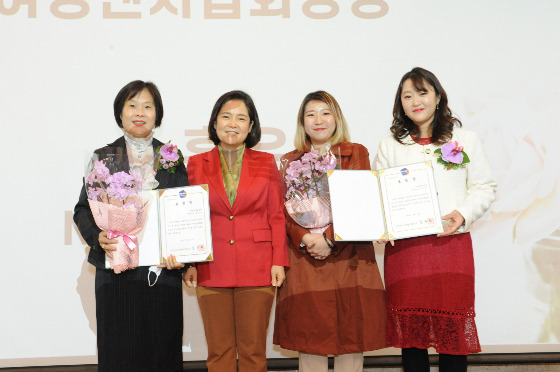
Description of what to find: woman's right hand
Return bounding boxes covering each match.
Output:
[183,266,198,288]
[302,233,331,260]
[98,231,118,259]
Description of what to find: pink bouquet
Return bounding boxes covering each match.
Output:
[86,159,147,273]
[282,150,337,233]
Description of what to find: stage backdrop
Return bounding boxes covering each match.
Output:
[1,0,560,367]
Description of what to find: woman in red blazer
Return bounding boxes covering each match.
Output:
[184,90,289,372]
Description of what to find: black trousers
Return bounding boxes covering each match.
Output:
[96,268,184,372]
[402,347,467,372]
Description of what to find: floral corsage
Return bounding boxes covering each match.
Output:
[434,140,470,170]
[155,141,184,173]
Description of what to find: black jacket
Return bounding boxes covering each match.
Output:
[73,136,189,269]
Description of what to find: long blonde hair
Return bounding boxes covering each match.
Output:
[294,91,351,151]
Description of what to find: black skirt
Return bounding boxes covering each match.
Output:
[95,267,183,372]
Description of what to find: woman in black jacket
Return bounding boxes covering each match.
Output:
[74,80,188,372]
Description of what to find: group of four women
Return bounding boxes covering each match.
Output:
[74,67,497,372]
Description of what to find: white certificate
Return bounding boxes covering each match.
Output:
[157,186,213,264]
[328,162,443,241]
[106,185,213,268]
[328,170,386,241]
[378,163,443,239]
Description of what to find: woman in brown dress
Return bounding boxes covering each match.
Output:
[273,91,387,372]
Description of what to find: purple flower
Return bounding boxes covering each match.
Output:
[103,171,143,201]
[87,160,111,185]
[284,150,338,199]
[86,172,97,186]
[93,161,110,180]
[85,158,145,205]
[163,164,169,169]
[160,143,180,162]
[300,167,312,179]
[87,187,103,200]
[301,150,318,164]
[286,162,302,177]
[441,141,464,164]
[130,172,143,190]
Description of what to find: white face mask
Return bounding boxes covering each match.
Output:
[148,266,162,287]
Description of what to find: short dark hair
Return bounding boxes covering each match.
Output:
[113,80,164,128]
[391,67,461,145]
[207,90,261,148]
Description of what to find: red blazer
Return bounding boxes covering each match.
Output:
[187,147,289,287]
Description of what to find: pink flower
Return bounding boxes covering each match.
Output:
[87,161,110,185]
[284,150,338,199]
[301,150,319,164]
[160,143,180,162]
[441,141,464,164]
[86,159,144,205]
[93,161,110,180]
[87,187,104,200]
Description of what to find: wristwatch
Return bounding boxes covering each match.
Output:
[298,241,307,254]
[323,233,338,253]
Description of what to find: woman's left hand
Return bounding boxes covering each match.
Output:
[183,266,197,288]
[376,239,395,247]
[158,254,186,270]
[271,265,285,287]
[438,210,465,237]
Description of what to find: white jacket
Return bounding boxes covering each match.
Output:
[375,127,497,231]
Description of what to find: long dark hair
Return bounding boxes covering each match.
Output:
[391,67,461,145]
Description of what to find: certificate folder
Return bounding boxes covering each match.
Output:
[105,185,213,268]
[327,162,444,241]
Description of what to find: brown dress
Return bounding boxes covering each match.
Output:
[273,141,388,355]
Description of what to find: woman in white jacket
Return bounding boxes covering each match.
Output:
[376,67,497,372]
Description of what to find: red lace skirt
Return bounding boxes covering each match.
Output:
[384,233,481,355]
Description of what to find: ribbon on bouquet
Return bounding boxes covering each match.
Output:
[107,230,138,250]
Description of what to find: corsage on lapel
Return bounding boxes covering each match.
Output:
[434,140,470,170]
[155,141,184,173]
